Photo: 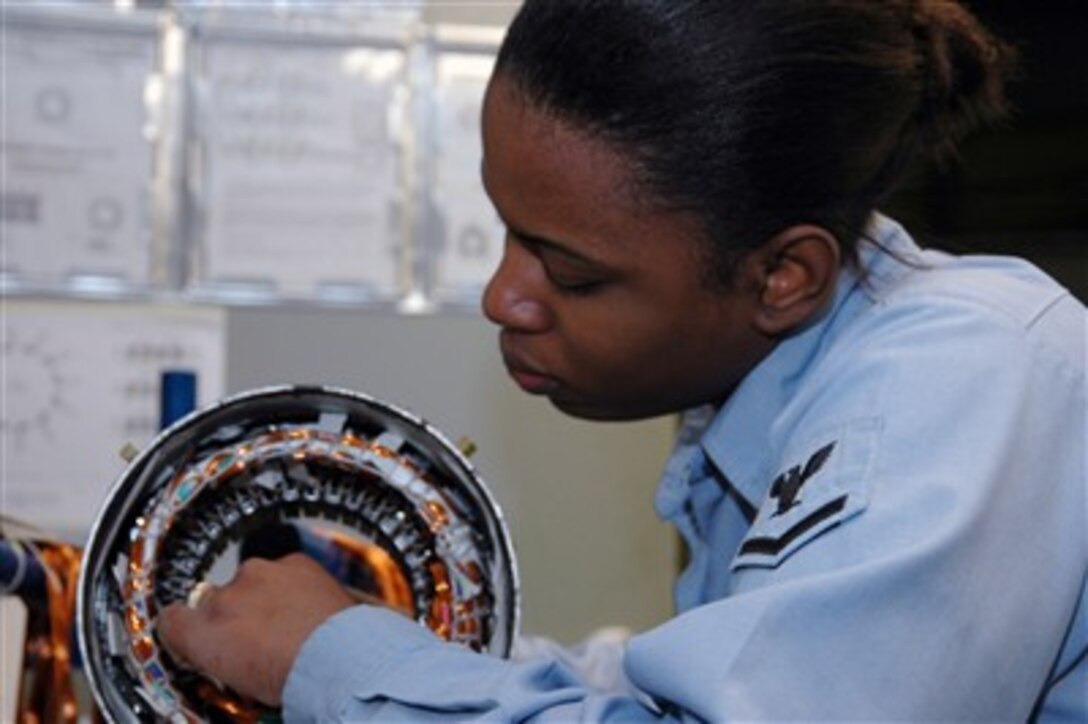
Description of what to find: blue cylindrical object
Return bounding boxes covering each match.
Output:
[0,539,46,599]
[160,369,197,430]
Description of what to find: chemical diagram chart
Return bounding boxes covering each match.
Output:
[0,301,225,540]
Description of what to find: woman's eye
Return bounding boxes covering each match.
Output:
[552,276,604,293]
[510,232,608,295]
[544,267,605,295]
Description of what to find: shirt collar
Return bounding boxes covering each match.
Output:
[698,214,919,507]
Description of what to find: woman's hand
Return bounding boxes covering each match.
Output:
[157,552,357,706]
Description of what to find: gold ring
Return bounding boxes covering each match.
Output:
[186,581,214,610]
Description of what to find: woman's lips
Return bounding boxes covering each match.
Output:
[507,366,560,394]
[500,339,560,395]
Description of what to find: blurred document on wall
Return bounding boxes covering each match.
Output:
[0,301,225,540]
[425,26,506,306]
[188,19,411,303]
[0,9,161,289]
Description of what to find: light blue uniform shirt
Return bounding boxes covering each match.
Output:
[283,215,1086,721]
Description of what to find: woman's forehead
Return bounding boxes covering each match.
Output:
[484,91,628,227]
[482,76,702,260]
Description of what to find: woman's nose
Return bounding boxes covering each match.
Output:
[481,241,553,332]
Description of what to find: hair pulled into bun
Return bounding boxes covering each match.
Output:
[909,0,1017,161]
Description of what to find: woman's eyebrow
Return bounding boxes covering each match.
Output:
[507,226,607,267]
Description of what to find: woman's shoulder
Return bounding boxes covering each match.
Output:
[859,217,1080,335]
[849,219,1084,375]
[886,252,1077,328]
[783,237,1085,432]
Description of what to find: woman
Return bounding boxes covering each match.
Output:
[160,1,1086,720]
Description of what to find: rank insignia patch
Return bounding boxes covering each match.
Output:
[769,441,836,517]
[733,419,880,570]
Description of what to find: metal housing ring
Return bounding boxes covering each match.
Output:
[77,385,519,723]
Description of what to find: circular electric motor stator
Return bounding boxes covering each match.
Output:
[76,385,519,723]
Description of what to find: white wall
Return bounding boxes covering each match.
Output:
[422,1,523,27]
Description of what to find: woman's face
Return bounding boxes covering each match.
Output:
[480,75,774,421]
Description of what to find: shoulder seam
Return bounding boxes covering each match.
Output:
[879,284,1071,333]
[1024,289,1074,330]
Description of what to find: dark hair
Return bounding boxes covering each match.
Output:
[495,0,1015,279]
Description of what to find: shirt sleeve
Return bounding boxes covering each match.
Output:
[282,606,664,722]
[511,627,638,697]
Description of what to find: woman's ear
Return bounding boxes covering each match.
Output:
[750,225,841,337]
